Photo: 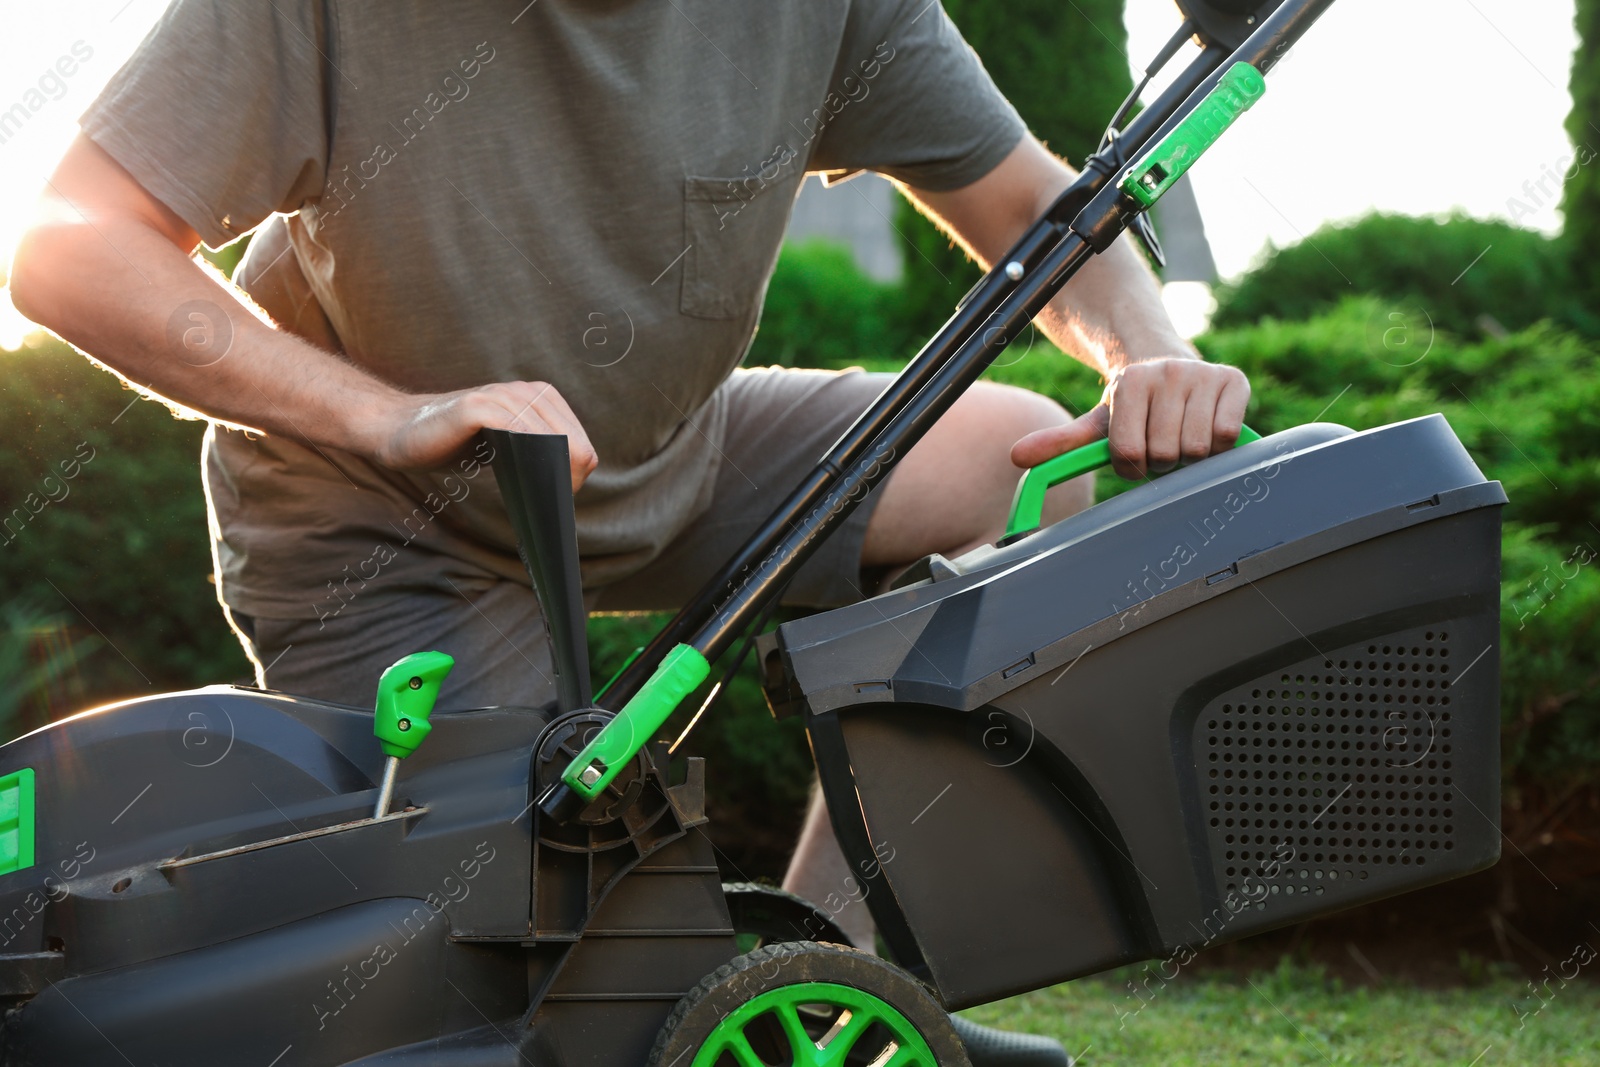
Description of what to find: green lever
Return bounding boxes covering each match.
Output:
[1004,424,1262,540]
[372,650,454,817]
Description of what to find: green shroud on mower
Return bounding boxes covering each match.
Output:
[0,1,1505,1062]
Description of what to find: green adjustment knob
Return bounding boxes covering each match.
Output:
[374,651,454,760]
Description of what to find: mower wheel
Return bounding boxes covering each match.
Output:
[723,881,854,952]
[647,940,970,1067]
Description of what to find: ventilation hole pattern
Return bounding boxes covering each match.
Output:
[1198,629,1457,903]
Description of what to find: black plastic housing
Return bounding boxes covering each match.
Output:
[0,689,734,1065]
[762,416,1506,1009]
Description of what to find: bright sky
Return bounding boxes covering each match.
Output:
[0,0,1581,347]
[1125,0,1580,276]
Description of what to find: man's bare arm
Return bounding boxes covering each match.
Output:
[903,134,1249,479]
[9,134,597,485]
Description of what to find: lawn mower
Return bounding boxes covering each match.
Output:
[0,0,1506,1063]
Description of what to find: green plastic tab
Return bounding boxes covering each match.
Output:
[0,768,36,878]
[1121,62,1267,208]
[1005,424,1262,539]
[374,651,455,759]
[563,643,710,800]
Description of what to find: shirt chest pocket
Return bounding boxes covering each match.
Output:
[680,168,805,321]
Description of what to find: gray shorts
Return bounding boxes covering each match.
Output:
[233,366,894,710]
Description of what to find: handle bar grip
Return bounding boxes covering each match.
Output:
[1004,424,1262,540]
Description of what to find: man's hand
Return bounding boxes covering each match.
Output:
[367,381,599,488]
[1010,357,1250,480]
[904,134,1254,482]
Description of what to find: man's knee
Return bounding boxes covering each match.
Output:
[1010,383,1073,430]
[969,380,1071,437]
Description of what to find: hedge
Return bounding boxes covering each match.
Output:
[1564,0,1600,316]
[1210,212,1584,337]
[0,341,250,729]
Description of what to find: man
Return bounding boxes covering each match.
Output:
[12,1,1247,1060]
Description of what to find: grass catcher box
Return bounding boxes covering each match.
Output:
[763,416,1506,1010]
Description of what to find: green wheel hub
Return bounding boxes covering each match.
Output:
[692,980,936,1067]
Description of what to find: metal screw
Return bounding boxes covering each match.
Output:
[1004,261,1025,282]
[398,718,411,732]
[578,764,603,787]
[408,676,422,689]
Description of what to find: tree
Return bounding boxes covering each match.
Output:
[1561,0,1600,321]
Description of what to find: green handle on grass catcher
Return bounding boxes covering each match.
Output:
[1004,425,1262,540]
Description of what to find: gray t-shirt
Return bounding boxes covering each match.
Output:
[81,0,1026,619]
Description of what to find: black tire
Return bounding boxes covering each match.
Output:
[648,941,971,1067]
[723,881,854,952]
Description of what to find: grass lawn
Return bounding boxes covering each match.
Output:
[963,961,1600,1066]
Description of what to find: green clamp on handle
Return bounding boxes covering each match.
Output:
[1121,62,1267,209]
[374,651,455,759]
[562,643,710,801]
[1004,424,1262,540]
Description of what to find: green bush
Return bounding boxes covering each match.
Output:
[745,240,913,370]
[1498,528,1600,779]
[1211,212,1582,337]
[1563,0,1600,316]
[0,340,252,707]
[1201,298,1598,549]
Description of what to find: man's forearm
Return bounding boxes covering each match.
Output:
[912,138,1195,378]
[1033,225,1195,377]
[915,135,1248,476]
[11,212,404,457]
[996,162,1194,376]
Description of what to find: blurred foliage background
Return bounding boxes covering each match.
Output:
[1209,212,1587,336]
